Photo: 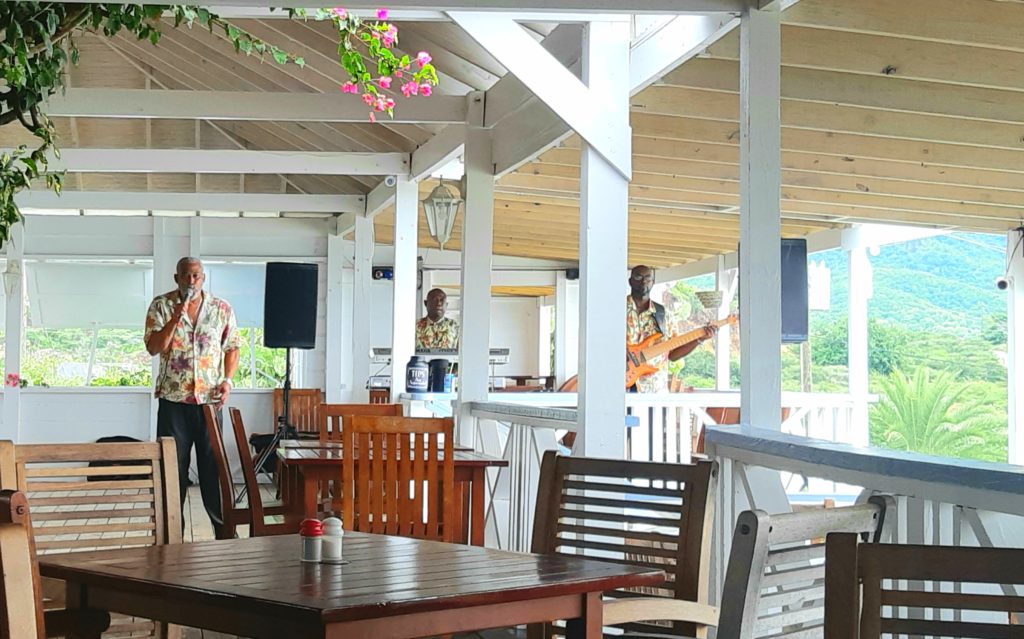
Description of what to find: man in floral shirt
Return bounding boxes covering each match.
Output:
[415,288,460,349]
[627,265,714,393]
[145,257,240,537]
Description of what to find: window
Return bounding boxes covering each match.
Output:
[23,260,152,387]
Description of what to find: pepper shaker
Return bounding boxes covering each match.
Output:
[299,518,323,562]
[320,517,344,564]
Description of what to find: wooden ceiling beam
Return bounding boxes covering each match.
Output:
[704,24,1024,93]
[661,58,1024,126]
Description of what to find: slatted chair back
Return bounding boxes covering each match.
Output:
[0,439,180,639]
[717,496,894,639]
[202,405,242,540]
[272,388,323,436]
[320,403,403,443]
[0,490,44,639]
[228,408,288,537]
[341,416,455,542]
[530,451,718,639]
[825,535,1024,639]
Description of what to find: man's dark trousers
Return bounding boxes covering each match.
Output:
[157,398,224,537]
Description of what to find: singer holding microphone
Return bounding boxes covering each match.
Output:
[144,257,240,537]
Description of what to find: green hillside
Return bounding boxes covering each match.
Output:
[814,233,1006,336]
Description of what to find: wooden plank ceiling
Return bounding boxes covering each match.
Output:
[5,0,1024,268]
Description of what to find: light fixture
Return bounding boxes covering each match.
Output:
[421,178,462,250]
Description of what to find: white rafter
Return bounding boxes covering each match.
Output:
[10,149,411,175]
[94,0,747,12]
[16,191,365,213]
[450,12,632,178]
[45,89,467,124]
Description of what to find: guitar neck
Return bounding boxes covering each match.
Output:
[643,316,735,360]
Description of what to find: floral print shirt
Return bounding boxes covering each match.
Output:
[415,316,460,349]
[626,295,667,394]
[145,290,241,404]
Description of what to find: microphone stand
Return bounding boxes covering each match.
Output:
[238,346,295,504]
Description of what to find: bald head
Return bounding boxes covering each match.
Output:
[629,265,654,300]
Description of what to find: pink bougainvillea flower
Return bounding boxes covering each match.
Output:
[384,97,396,109]
[340,81,358,94]
[368,112,377,123]
[400,81,418,97]
[419,83,432,97]
[377,8,389,20]
[378,76,392,89]
[416,51,432,66]
[362,93,374,106]
[395,69,403,78]
[331,7,347,18]
[374,97,387,111]
[380,24,397,47]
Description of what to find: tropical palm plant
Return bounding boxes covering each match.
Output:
[870,366,1007,463]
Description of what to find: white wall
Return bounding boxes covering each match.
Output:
[19,388,151,443]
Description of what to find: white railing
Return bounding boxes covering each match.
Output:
[704,425,1024,606]
[466,401,574,552]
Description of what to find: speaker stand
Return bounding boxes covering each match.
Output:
[238,347,296,505]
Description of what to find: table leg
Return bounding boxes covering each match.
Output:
[63,581,102,639]
[470,468,485,547]
[301,472,319,520]
[565,592,603,639]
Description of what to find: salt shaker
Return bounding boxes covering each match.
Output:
[299,518,323,562]
[320,517,344,564]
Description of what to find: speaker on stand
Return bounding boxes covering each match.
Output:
[246,262,319,499]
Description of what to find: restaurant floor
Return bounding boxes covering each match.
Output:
[181,486,521,639]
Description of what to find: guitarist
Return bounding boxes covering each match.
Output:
[627,265,716,393]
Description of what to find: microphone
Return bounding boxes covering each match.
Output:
[182,286,196,303]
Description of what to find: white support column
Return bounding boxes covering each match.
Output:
[1008,230,1024,463]
[554,271,579,388]
[457,114,495,447]
[325,230,346,402]
[738,2,783,430]
[151,218,189,440]
[577,20,630,458]
[390,178,419,400]
[351,217,374,403]
[715,257,737,391]
[848,246,872,447]
[2,224,24,442]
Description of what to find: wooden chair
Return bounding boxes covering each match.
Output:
[272,388,324,437]
[530,451,718,639]
[0,439,181,639]
[0,489,112,639]
[202,405,288,539]
[320,403,404,443]
[717,496,894,639]
[341,416,455,542]
[825,534,1024,639]
[368,389,391,404]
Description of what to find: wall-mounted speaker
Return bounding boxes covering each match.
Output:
[263,262,318,349]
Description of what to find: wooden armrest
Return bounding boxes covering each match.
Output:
[44,609,111,638]
[602,598,718,627]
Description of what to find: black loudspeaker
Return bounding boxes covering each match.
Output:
[264,262,318,349]
[781,238,809,343]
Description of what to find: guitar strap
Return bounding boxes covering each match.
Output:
[651,301,668,337]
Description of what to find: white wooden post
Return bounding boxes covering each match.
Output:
[554,271,579,388]
[577,20,631,458]
[351,216,374,403]
[1007,229,1024,463]
[150,218,189,440]
[457,98,494,447]
[715,255,737,391]
[848,246,872,447]
[2,224,24,442]
[390,178,419,400]
[738,2,783,430]
[324,229,345,402]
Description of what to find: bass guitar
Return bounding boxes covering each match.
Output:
[625,315,738,388]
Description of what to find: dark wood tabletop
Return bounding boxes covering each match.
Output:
[40,533,664,638]
[277,446,508,468]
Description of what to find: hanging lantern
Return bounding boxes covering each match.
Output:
[421,178,462,250]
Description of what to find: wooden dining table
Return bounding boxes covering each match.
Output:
[41,533,665,639]
[276,441,508,546]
